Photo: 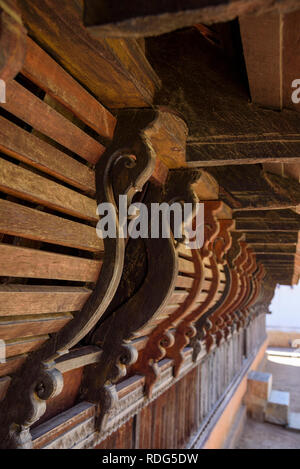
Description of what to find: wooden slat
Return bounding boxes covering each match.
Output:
[177,244,193,258]
[22,37,116,140]
[0,355,27,378]
[5,335,49,357]
[201,279,213,290]
[168,290,189,305]
[175,275,194,289]
[0,313,72,340]
[0,244,102,281]
[0,116,96,192]
[0,158,98,221]
[0,199,103,252]
[0,285,92,316]
[178,257,195,275]
[2,80,105,163]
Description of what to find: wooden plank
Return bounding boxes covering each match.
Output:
[245,231,298,244]
[0,158,98,221]
[0,116,96,192]
[22,37,116,140]
[5,335,49,357]
[0,313,72,340]
[0,285,92,316]
[0,244,102,281]
[55,346,102,373]
[0,354,27,378]
[31,401,95,450]
[0,199,103,252]
[2,80,105,163]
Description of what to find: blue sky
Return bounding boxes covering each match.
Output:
[267,283,300,331]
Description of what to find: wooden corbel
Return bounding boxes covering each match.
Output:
[236,250,258,329]
[168,208,235,374]
[214,238,249,346]
[133,171,221,396]
[243,264,266,325]
[167,201,225,377]
[190,215,235,357]
[0,109,158,448]
[229,247,257,333]
[81,167,204,428]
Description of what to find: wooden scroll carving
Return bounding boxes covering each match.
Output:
[0,109,159,448]
[81,168,203,429]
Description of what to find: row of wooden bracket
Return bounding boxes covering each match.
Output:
[0,108,269,448]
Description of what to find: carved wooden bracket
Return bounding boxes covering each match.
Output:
[81,167,205,429]
[167,208,236,375]
[0,108,159,448]
[190,217,235,356]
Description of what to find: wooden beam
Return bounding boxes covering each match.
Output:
[207,166,300,210]
[245,231,298,244]
[240,9,300,112]
[251,245,296,254]
[147,28,300,167]
[236,221,300,231]
[83,0,300,37]
[245,232,299,244]
[234,209,300,221]
[239,12,282,109]
[18,0,160,108]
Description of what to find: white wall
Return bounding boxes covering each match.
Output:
[267,283,300,332]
